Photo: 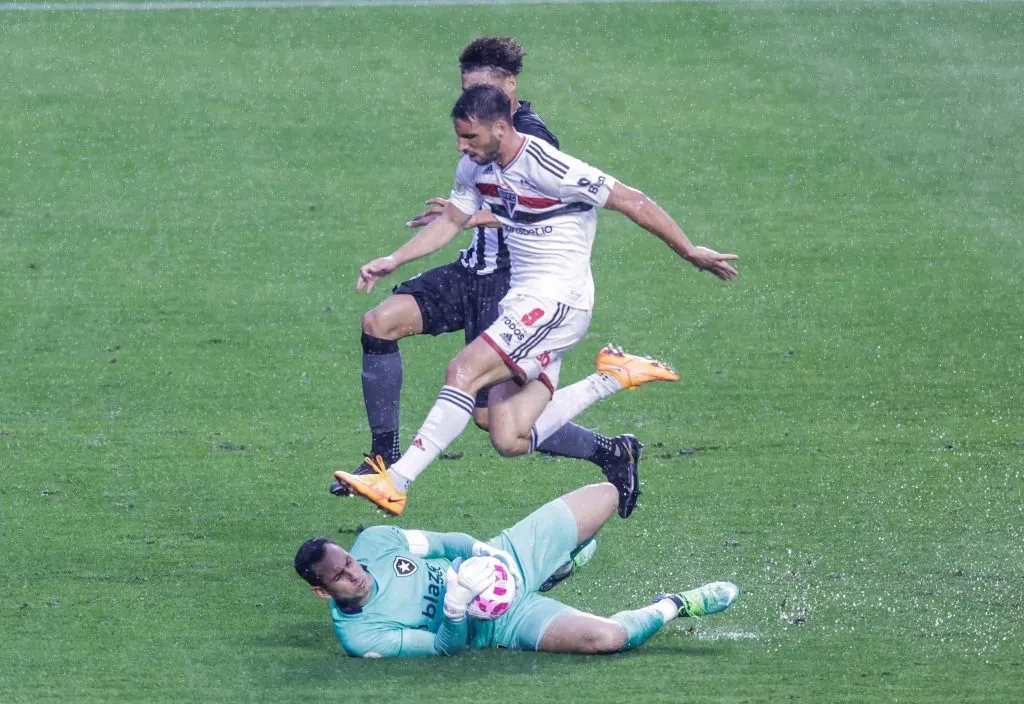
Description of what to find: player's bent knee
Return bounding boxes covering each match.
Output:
[490,432,528,458]
[585,625,627,654]
[566,629,624,655]
[362,307,395,340]
[362,299,420,341]
[444,358,487,392]
[472,408,490,431]
[492,441,525,458]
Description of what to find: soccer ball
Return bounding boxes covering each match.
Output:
[465,556,517,620]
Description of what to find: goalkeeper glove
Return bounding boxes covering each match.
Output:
[443,557,497,622]
[471,542,523,589]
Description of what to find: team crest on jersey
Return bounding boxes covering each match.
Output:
[497,187,518,216]
[393,556,417,577]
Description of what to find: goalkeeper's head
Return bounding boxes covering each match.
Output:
[295,537,373,606]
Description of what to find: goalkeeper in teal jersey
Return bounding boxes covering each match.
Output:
[295,483,739,657]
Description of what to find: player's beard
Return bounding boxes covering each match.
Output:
[470,134,502,165]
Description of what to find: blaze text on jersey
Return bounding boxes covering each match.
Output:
[420,563,446,622]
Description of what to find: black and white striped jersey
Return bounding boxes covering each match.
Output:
[448,135,618,311]
[456,100,559,276]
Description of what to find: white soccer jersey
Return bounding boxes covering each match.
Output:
[448,136,617,310]
[454,101,557,275]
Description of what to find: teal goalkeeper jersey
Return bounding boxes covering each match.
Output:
[329,526,459,657]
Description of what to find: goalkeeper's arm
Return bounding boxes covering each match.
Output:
[403,530,523,587]
[392,559,491,657]
[344,620,468,658]
[396,619,470,657]
[403,529,477,561]
[350,559,495,658]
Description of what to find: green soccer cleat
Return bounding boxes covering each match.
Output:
[656,581,740,617]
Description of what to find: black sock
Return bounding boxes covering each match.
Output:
[591,434,622,467]
[361,333,403,463]
[371,430,401,464]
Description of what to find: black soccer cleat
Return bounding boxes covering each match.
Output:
[329,457,377,497]
[600,434,643,518]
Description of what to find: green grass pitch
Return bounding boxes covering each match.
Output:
[1,1,1022,702]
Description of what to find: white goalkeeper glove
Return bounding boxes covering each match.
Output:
[471,542,524,589]
[443,557,497,622]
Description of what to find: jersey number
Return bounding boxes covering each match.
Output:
[521,308,545,326]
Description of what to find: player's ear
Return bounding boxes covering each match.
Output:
[311,586,332,599]
[505,74,518,94]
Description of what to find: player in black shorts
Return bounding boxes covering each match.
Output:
[335,37,642,521]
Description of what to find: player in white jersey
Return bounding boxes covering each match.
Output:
[340,37,646,518]
[450,132,606,311]
[335,84,738,516]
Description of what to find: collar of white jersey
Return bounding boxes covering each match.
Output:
[501,134,531,171]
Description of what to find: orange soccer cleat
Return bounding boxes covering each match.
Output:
[333,455,407,516]
[596,345,680,389]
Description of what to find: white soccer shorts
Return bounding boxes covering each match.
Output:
[479,292,592,392]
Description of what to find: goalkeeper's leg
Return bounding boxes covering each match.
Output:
[558,482,618,545]
[537,583,740,654]
[537,608,667,654]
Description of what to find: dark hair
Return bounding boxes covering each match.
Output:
[459,36,524,77]
[294,536,333,587]
[451,84,513,126]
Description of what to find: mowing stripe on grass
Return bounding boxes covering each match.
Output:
[0,0,979,10]
[2,0,695,11]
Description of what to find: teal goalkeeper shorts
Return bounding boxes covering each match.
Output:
[470,497,583,651]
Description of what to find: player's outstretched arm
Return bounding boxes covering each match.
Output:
[603,182,739,281]
[356,203,473,293]
[406,197,500,230]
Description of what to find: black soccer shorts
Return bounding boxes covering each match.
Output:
[393,262,511,407]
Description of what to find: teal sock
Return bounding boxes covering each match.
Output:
[610,602,674,651]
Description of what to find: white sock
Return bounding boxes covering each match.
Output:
[529,373,622,451]
[652,598,680,621]
[390,386,474,490]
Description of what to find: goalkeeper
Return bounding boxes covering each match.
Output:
[294,483,739,657]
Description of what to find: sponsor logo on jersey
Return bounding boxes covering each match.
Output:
[501,315,527,342]
[501,332,513,344]
[505,224,554,237]
[420,563,445,620]
[497,187,518,216]
[577,175,607,196]
[412,437,425,450]
[393,556,418,577]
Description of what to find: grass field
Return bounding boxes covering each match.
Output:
[2,1,1022,701]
